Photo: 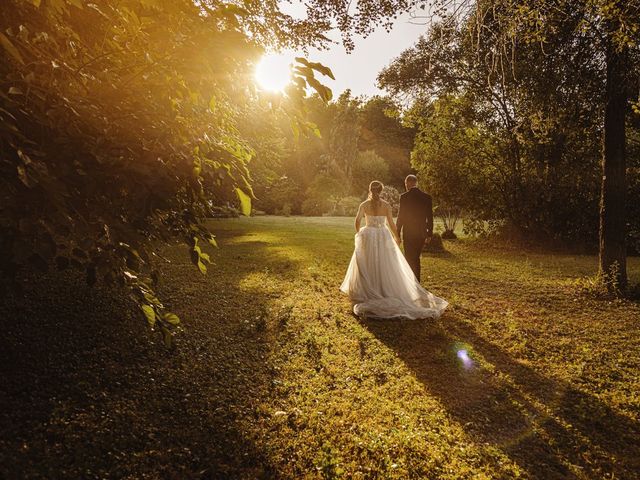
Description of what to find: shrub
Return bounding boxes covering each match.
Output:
[442,229,458,240]
[302,197,331,216]
[303,175,347,216]
[258,176,302,215]
[330,196,362,216]
[276,203,293,217]
[423,233,446,253]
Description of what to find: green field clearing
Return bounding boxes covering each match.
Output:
[1,216,639,479]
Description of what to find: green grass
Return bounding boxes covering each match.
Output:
[160,215,640,479]
[1,215,639,479]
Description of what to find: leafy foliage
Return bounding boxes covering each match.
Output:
[380,4,640,252]
[351,150,390,196]
[0,0,335,340]
[251,93,414,216]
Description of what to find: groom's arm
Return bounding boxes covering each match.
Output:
[426,195,433,237]
[396,195,405,238]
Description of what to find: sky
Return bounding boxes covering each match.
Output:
[262,3,429,98]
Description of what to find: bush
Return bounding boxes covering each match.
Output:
[258,176,302,215]
[210,205,240,218]
[302,197,331,216]
[276,203,293,217]
[302,175,347,216]
[463,217,505,238]
[423,233,446,253]
[330,196,363,216]
[0,0,334,343]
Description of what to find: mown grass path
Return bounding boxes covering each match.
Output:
[1,216,639,479]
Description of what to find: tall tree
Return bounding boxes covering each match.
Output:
[380,0,639,287]
[324,91,361,185]
[600,35,630,287]
[360,96,415,186]
[470,0,639,287]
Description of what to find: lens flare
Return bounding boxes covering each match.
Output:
[456,347,474,370]
[254,53,292,92]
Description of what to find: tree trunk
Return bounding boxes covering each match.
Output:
[599,43,628,290]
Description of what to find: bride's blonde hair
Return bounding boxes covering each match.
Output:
[368,180,384,207]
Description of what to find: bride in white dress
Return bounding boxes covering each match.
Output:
[340,181,448,319]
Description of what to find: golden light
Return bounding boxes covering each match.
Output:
[254,53,292,92]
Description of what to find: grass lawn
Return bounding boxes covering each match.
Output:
[1,216,639,479]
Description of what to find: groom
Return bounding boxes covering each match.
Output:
[396,174,433,282]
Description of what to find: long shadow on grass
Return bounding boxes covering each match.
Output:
[0,232,302,479]
[362,312,640,479]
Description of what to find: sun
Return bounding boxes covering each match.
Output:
[254,53,293,92]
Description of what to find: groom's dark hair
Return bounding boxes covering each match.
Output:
[405,174,418,187]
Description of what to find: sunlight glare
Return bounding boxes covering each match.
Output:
[255,53,292,92]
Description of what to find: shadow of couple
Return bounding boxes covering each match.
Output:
[360,310,640,479]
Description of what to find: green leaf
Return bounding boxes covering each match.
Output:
[161,327,173,348]
[307,121,322,138]
[143,291,160,305]
[309,61,336,80]
[307,76,332,102]
[162,312,180,325]
[193,156,201,177]
[197,259,207,274]
[0,33,25,65]
[290,118,300,140]
[17,165,31,187]
[141,304,156,327]
[292,77,306,89]
[207,235,218,248]
[235,187,251,216]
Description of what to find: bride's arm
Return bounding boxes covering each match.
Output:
[385,204,401,245]
[354,203,365,232]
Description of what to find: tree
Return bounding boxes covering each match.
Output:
[359,96,414,186]
[379,1,640,280]
[0,0,336,342]
[323,90,361,186]
[473,0,640,288]
[600,38,630,287]
[351,150,390,195]
[380,17,604,242]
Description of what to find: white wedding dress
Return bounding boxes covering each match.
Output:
[340,215,448,319]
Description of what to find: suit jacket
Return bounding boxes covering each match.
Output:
[396,187,433,240]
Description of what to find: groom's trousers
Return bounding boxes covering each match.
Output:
[403,235,426,282]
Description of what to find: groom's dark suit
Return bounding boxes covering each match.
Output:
[396,187,433,282]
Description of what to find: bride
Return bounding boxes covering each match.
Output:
[340,180,448,319]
